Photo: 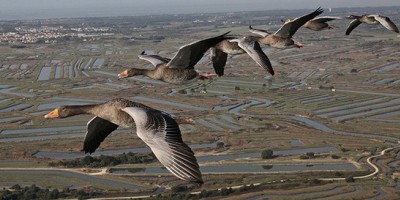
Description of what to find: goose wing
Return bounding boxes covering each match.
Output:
[138,51,171,67]
[345,19,362,35]
[248,25,270,37]
[210,47,228,76]
[312,16,342,23]
[122,107,203,183]
[82,116,119,154]
[233,38,274,75]
[167,32,233,69]
[275,7,324,38]
[370,15,399,33]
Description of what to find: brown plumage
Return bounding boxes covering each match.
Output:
[345,14,399,35]
[44,98,203,183]
[118,32,234,84]
[249,7,324,49]
[282,16,342,31]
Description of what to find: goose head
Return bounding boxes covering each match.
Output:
[118,68,142,79]
[44,106,72,118]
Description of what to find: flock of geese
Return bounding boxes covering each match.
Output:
[44,7,399,184]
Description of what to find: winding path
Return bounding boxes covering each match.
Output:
[319,146,398,181]
[87,146,400,199]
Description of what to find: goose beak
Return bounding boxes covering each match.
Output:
[118,70,129,79]
[44,109,59,119]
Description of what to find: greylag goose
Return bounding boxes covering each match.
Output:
[248,7,324,48]
[44,98,203,183]
[281,16,342,31]
[345,14,399,35]
[210,38,274,76]
[118,32,233,84]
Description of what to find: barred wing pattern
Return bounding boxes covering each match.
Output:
[122,107,203,183]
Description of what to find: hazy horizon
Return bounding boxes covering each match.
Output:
[1,0,400,20]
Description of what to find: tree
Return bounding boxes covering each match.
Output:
[220,187,233,196]
[299,155,309,159]
[10,184,21,190]
[81,156,95,166]
[216,141,225,148]
[306,152,315,158]
[345,176,355,182]
[171,185,188,193]
[261,149,274,159]
[334,171,343,176]
[350,69,358,73]
[331,154,340,159]
[49,189,59,199]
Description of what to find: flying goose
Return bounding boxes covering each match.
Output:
[118,32,234,84]
[210,38,274,76]
[44,98,203,183]
[345,14,399,35]
[281,16,342,31]
[248,7,324,48]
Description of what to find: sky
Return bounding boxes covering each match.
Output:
[0,0,399,20]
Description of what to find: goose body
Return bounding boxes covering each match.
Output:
[44,98,203,183]
[124,63,199,84]
[249,7,324,49]
[346,14,399,35]
[118,32,233,84]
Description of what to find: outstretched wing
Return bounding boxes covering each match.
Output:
[248,25,270,37]
[345,19,362,35]
[275,7,324,38]
[167,32,233,69]
[82,117,119,154]
[138,51,171,67]
[210,47,228,76]
[234,38,274,75]
[312,16,342,23]
[371,15,399,33]
[122,107,203,183]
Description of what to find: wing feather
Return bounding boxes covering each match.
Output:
[167,32,233,69]
[371,15,399,33]
[345,19,362,35]
[275,7,324,38]
[122,107,203,183]
[138,51,171,67]
[248,25,270,37]
[312,16,342,23]
[210,47,228,76]
[234,39,274,75]
[82,117,119,154]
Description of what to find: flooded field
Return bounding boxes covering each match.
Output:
[0,169,141,190]
[37,66,51,81]
[110,163,357,174]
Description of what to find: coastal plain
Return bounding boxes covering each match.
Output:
[0,6,400,199]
